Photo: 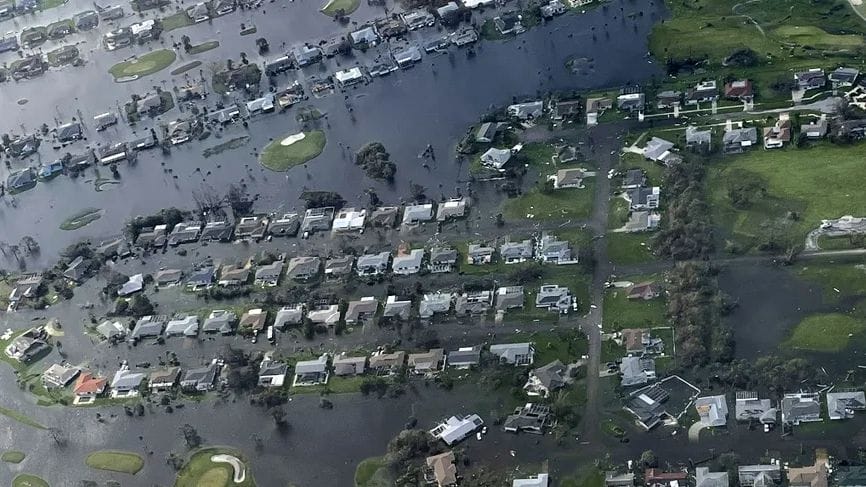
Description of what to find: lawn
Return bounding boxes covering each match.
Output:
[618,152,664,185]
[188,40,220,55]
[321,0,359,15]
[606,232,655,266]
[86,451,144,474]
[603,278,666,331]
[109,49,176,80]
[2,451,25,463]
[525,329,589,365]
[38,0,65,9]
[171,61,202,76]
[0,405,46,430]
[12,474,48,487]
[561,466,605,487]
[355,456,392,487]
[794,263,866,301]
[503,180,595,221]
[291,374,366,395]
[784,313,866,352]
[708,143,866,252]
[161,11,194,31]
[260,131,326,171]
[59,208,102,231]
[175,447,256,487]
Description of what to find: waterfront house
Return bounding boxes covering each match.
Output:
[180,363,219,392]
[403,203,434,225]
[258,354,288,387]
[333,355,367,376]
[202,309,237,335]
[507,100,543,120]
[73,372,107,403]
[430,414,484,445]
[724,80,753,100]
[503,403,551,433]
[200,221,234,242]
[301,207,335,234]
[781,393,822,425]
[111,367,145,397]
[480,147,512,169]
[425,451,457,487]
[293,354,329,386]
[685,80,719,106]
[235,215,269,239]
[268,213,300,237]
[168,222,202,246]
[149,367,181,392]
[826,390,866,420]
[794,69,826,90]
[495,286,525,310]
[42,363,80,388]
[332,208,366,232]
[165,315,199,337]
[490,343,535,366]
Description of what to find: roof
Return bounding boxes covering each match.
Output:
[419,292,453,318]
[357,251,390,270]
[643,137,674,161]
[73,372,107,395]
[369,351,406,369]
[112,368,145,390]
[383,295,412,319]
[287,256,320,279]
[96,320,126,339]
[165,315,199,336]
[118,274,144,296]
[307,304,340,324]
[436,197,469,221]
[345,297,379,321]
[447,347,481,366]
[781,393,821,424]
[181,363,219,386]
[695,395,729,427]
[392,248,424,271]
[426,451,457,486]
[239,309,267,330]
[254,261,283,281]
[496,286,525,310]
[723,126,758,145]
[481,147,512,169]
[827,390,866,419]
[274,305,304,327]
[735,392,775,423]
[507,100,544,119]
[500,239,533,259]
[295,355,328,375]
[430,247,458,264]
[155,268,183,285]
[490,343,533,363]
[724,79,753,98]
[149,367,181,385]
[350,26,378,44]
[531,360,567,391]
[686,125,712,145]
[408,348,444,371]
[696,468,729,487]
[403,203,434,222]
[430,414,484,445]
[202,309,237,333]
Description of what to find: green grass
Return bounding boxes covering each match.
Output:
[794,263,866,301]
[260,131,326,171]
[291,374,366,394]
[607,232,655,266]
[321,0,359,15]
[619,152,664,185]
[174,447,256,487]
[86,450,144,474]
[0,406,46,430]
[60,208,102,231]
[2,451,25,463]
[709,143,866,252]
[816,235,866,250]
[772,25,864,49]
[561,466,605,487]
[603,278,666,331]
[161,11,194,31]
[12,474,48,487]
[188,40,220,55]
[503,180,595,221]
[171,61,202,76]
[355,456,392,487]
[38,0,65,9]
[784,313,866,352]
[526,329,589,365]
[109,50,176,80]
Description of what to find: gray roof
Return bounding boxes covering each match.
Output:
[393,45,422,65]
[274,305,304,328]
[535,284,571,310]
[686,125,712,145]
[254,261,283,282]
[383,296,412,319]
[202,310,237,334]
[155,268,183,285]
[369,206,399,227]
[643,137,674,161]
[325,255,354,275]
[357,252,390,271]
[403,204,434,223]
[695,394,728,427]
[181,363,218,388]
[392,249,424,272]
[186,266,215,287]
[467,244,494,258]
[619,356,655,387]
[131,316,166,339]
[781,393,821,424]
[531,360,567,391]
[350,26,378,44]
[165,315,199,337]
[430,247,458,264]
[495,286,525,310]
[419,293,453,318]
[447,347,481,366]
[112,369,145,390]
[735,392,775,423]
[500,239,533,260]
[827,390,866,419]
[200,221,234,241]
[64,256,87,281]
[301,207,334,233]
[268,213,300,236]
[292,44,322,66]
[286,256,320,279]
[96,320,126,339]
[538,234,571,261]
[489,343,533,364]
[696,468,729,487]
[259,359,288,378]
[295,355,328,375]
[723,127,758,145]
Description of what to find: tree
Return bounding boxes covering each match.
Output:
[48,427,67,447]
[409,183,426,202]
[355,142,396,181]
[181,424,202,449]
[19,236,39,255]
[181,35,191,52]
[300,191,345,210]
[640,450,658,467]
[271,407,289,429]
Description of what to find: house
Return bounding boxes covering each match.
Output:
[118,274,144,296]
[788,456,829,487]
[586,98,613,124]
[268,213,300,237]
[213,0,235,15]
[723,127,758,153]
[392,45,422,69]
[830,67,859,88]
[235,216,270,239]
[408,348,444,375]
[130,315,166,341]
[307,304,341,326]
[834,466,866,487]
[430,247,458,273]
[402,8,435,29]
[734,391,777,424]
[645,470,688,486]
[292,44,323,67]
[168,222,202,246]
[239,309,267,334]
[42,363,80,388]
[94,112,118,131]
[57,122,83,142]
[447,347,481,369]
[165,315,199,337]
[606,473,636,487]
[467,244,495,264]
[724,80,753,100]
[550,98,581,122]
[73,372,107,402]
[357,252,391,276]
[621,329,664,355]
[253,259,284,287]
[826,390,866,420]
[218,262,251,286]
[695,468,729,487]
[781,393,822,425]
[500,239,534,263]
[494,13,525,36]
[332,208,366,232]
[480,147,512,169]
[475,122,498,143]
[685,80,719,105]
[794,69,826,90]
[383,296,412,320]
[97,143,129,165]
[111,367,145,397]
[436,197,470,221]
[350,26,379,46]
[524,360,568,397]
[200,221,234,242]
[202,309,237,335]
[168,119,196,145]
[802,118,828,139]
[333,355,367,376]
[185,266,215,290]
[738,465,781,487]
[495,286,525,310]
[513,474,550,487]
[551,168,590,189]
[429,414,484,445]
[136,224,168,247]
[627,282,661,300]
[656,90,681,109]
[154,269,183,287]
[426,451,457,487]
[490,343,535,366]
[625,186,661,211]
[419,292,453,318]
[369,206,400,228]
[258,355,288,387]
[763,116,792,149]
[392,249,425,275]
[293,354,329,386]
[149,367,181,392]
[617,93,645,112]
[301,207,335,235]
[535,285,572,313]
[369,351,406,375]
[180,363,220,392]
[286,256,320,281]
[623,211,661,232]
[274,305,304,330]
[63,256,87,283]
[695,395,729,427]
[507,101,544,120]
[455,291,493,315]
[345,297,379,324]
[403,204,434,225]
[623,385,670,430]
[335,67,365,87]
[73,10,100,30]
[622,169,647,190]
[686,126,712,148]
[619,356,655,387]
[323,256,354,278]
[642,137,675,162]
[504,403,551,433]
[96,320,127,341]
[538,233,575,264]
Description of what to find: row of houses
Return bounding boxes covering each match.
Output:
[605,457,831,487]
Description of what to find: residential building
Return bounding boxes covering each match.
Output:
[383,295,412,320]
[480,147,512,169]
[627,282,661,300]
[111,367,145,397]
[475,122,498,143]
[686,80,719,105]
[803,118,828,139]
[695,468,729,487]
[794,69,826,90]
[63,256,87,283]
[504,403,551,433]
[467,244,494,264]
[301,207,335,234]
[622,169,646,189]
[324,255,354,277]
[656,90,681,109]
[500,239,534,264]
[369,350,406,375]
[535,285,572,313]
[645,469,688,486]
[306,304,341,326]
[781,393,822,425]
[455,290,493,315]
[787,456,829,487]
[695,395,729,427]
[429,414,484,445]
[392,45,422,68]
[617,92,645,112]
[495,286,525,311]
[619,356,656,387]
[42,363,80,388]
[333,355,367,376]
[334,66,365,87]
[642,137,675,163]
[826,390,866,420]
[258,354,288,387]
[96,320,127,340]
[200,221,234,241]
[254,260,284,287]
[185,266,215,290]
[154,268,183,287]
[724,80,753,100]
[268,213,300,237]
[507,100,543,120]
[490,343,535,366]
[419,292,453,318]
[286,256,320,281]
[239,309,267,334]
[606,473,636,487]
[369,206,399,227]
[738,465,781,487]
[430,247,458,273]
[625,186,661,211]
[447,347,481,369]
[292,44,322,67]
[426,451,457,487]
[293,355,329,386]
[392,248,425,275]
[621,329,663,355]
[494,12,525,35]
[357,252,391,276]
[538,233,575,264]
[685,126,712,148]
[763,116,792,149]
[622,211,661,232]
[202,309,237,335]
[332,208,367,232]
[525,360,568,397]
[350,26,379,46]
[180,363,219,392]
[149,367,180,392]
[235,215,269,239]
[218,261,251,286]
[130,315,166,341]
[73,372,107,401]
[734,391,777,424]
[403,203,434,225]
[834,466,866,487]
[408,348,444,375]
[345,297,379,324]
[165,315,199,337]
[830,67,859,88]
[274,305,304,329]
[436,197,470,221]
[723,127,758,153]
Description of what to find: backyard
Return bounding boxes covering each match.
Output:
[503,180,595,221]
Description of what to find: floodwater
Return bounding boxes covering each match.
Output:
[0,0,666,264]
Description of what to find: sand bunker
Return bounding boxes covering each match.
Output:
[211,454,246,483]
[280,132,306,146]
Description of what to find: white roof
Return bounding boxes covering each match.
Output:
[513,474,550,487]
[335,67,363,83]
[332,208,366,231]
[430,414,483,445]
[462,0,494,8]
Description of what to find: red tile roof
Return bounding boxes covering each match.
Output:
[73,372,107,395]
